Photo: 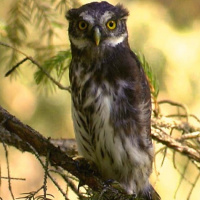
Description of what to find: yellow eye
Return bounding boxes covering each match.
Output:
[106,20,117,30]
[78,20,88,30]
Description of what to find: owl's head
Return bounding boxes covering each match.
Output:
[66,1,129,50]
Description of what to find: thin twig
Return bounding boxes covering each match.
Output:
[27,143,70,200]
[158,99,189,122]
[50,169,84,199]
[152,117,199,135]
[191,160,200,170]
[161,147,168,167]
[0,177,25,181]
[187,171,200,200]
[16,186,44,199]
[5,57,29,77]
[178,132,200,141]
[151,127,200,162]
[172,151,177,169]
[190,114,200,123]
[154,146,166,179]
[0,41,28,57]
[166,114,200,125]
[174,159,190,199]
[2,142,15,200]
[43,151,50,199]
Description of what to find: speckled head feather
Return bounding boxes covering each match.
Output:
[66,2,130,52]
[66,2,129,21]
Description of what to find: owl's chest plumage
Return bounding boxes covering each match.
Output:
[70,56,116,158]
[70,47,153,195]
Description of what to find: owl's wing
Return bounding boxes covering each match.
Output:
[109,48,152,149]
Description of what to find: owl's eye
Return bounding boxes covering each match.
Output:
[78,20,88,30]
[106,20,117,30]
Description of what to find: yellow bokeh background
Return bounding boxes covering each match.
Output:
[0,0,200,199]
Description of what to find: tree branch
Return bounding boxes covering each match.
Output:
[151,126,200,162]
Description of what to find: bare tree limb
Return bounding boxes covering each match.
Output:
[50,138,78,157]
[151,127,200,162]
[152,117,200,162]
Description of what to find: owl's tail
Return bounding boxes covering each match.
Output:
[139,184,161,200]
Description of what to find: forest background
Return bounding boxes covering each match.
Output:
[0,0,200,199]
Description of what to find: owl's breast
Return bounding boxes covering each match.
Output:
[70,61,111,149]
[71,70,115,163]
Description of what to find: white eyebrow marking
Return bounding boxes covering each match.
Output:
[100,11,114,24]
[80,11,94,24]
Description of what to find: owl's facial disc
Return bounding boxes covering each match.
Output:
[68,10,128,49]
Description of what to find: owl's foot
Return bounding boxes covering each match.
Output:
[130,194,137,200]
[73,156,100,189]
[104,179,127,194]
[104,179,115,185]
[74,156,99,175]
[102,179,138,199]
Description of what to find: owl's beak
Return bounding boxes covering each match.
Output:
[93,27,101,46]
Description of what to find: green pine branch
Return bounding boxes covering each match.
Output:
[5,0,30,69]
[6,0,29,46]
[34,50,71,92]
[137,53,159,99]
[29,0,64,44]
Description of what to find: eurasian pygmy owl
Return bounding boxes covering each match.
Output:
[66,2,160,199]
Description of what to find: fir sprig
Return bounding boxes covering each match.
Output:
[29,0,64,44]
[7,0,30,46]
[34,50,71,92]
[138,53,159,99]
[54,0,81,12]
[6,0,30,69]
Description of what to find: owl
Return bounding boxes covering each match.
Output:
[66,1,160,199]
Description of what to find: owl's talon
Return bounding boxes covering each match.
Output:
[74,157,90,172]
[130,193,137,200]
[73,157,99,176]
[102,180,138,199]
[104,179,115,186]
[104,179,127,194]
